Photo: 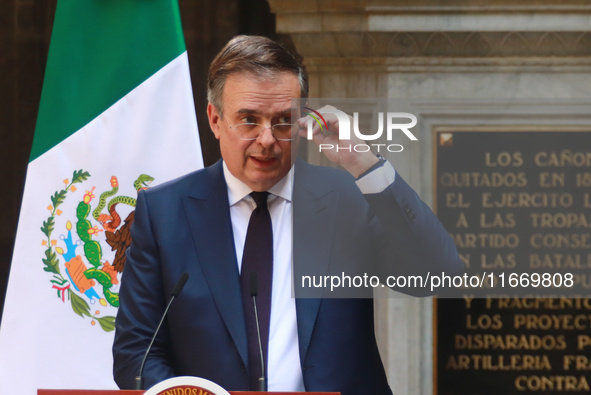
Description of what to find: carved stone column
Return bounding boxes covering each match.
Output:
[268,1,591,394]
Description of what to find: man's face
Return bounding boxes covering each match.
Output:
[208,71,300,192]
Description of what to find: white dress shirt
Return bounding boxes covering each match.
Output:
[222,160,395,391]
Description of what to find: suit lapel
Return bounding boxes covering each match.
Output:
[183,161,248,368]
[293,159,339,363]
[181,159,341,369]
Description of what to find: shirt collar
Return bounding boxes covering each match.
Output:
[222,161,294,206]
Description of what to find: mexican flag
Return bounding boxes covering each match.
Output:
[0,0,202,393]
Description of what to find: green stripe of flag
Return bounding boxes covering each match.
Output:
[31,0,186,162]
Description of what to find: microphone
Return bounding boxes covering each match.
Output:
[249,271,266,392]
[134,272,189,390]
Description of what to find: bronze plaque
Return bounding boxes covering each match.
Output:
[435,128,591,394]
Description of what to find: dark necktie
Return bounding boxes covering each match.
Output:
[240,191,273,391]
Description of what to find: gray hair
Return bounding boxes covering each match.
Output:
[207,35,308,116]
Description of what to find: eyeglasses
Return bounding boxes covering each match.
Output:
[229,122,297,141]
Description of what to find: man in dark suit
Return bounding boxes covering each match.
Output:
[113,35,462,394]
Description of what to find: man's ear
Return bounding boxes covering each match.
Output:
[207,102,222,140]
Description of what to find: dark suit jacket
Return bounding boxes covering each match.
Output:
[112,159,462,394]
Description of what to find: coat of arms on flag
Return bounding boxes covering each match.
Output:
[41,170,155,331]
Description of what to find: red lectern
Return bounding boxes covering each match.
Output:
[38,391,340,395]
[38,376,340,394]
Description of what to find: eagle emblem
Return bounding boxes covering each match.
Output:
[40,170,153,331]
